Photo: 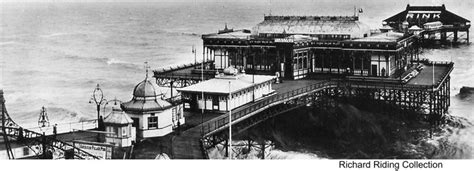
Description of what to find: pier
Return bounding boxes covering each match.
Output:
[168,60,452,158]
[0,3,464,160]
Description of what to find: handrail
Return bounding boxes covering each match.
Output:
[199,78,446,137]
[155,72,214,79]
[153,61,214,75]
[201,80,338,136]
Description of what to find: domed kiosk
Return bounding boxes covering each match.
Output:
[121,71,184,139]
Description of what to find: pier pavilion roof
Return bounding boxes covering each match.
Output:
[177,73,275,94]
[383,4,470,27]
[252,16,371,39]
[202,29,252,40]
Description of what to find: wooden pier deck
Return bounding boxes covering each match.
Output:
[171,127,205,159]
[407,62,453,86]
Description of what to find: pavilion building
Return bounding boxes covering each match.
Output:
[177,67,275,112]
[383,4,470,43]
[202,15,419,80]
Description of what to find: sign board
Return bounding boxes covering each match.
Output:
[406,11,441,20]
[274,38,294,43]
[73,140,113,159]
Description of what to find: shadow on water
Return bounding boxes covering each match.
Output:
[235,96,472,159]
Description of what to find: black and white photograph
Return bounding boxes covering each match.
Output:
[0,0,473,169]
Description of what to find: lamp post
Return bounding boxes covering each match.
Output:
[89,84,107,130]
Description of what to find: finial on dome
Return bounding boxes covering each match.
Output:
[144,61,150,79]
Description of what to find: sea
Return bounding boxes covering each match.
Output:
[1,0,473,159]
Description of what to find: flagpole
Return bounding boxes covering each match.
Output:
[193,45,197,68]
[228,81,232,159]
[201,48,204,136]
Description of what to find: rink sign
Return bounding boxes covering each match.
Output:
[73,140,113,159]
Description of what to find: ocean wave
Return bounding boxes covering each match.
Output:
[7,106,85,129]
[60,54,143,70]
[206,140,326,159]
[106,58,130,65]
[39,32,84,38]
[148,29,201,37]
[0,41,20,46]
[266,149,325,159]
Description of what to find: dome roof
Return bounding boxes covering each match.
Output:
[223,66,238,75]
[133,78,163,98]
[122,76,172,113]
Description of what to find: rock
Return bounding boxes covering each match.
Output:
[458,86,474,99]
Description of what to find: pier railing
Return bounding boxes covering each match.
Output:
[199,77,450,137]
[26,119,98,136]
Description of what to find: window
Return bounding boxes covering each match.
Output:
[219,96,226,101]
[183,93,191,100]
[148,116,158,129]
[298,58,303,69]
[172,108,177,121]
[303,57,308,69]
[23,147,29,156]
[114,127,119,136]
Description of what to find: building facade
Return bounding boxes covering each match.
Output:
[202,15,419,80]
